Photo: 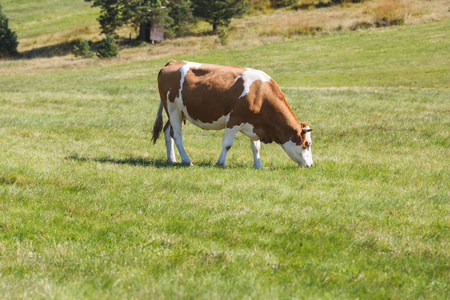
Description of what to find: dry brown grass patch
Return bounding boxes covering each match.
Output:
[372,0,408,20]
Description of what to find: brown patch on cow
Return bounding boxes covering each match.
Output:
[191,68,209,77]
[164,59,174,67]
[158,60,184,104]
[226,78,303,145]
[160,61,246,124]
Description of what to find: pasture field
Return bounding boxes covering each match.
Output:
[1,15,449,300]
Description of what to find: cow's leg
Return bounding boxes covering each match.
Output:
[167,105,192,166]
[216,126,240,167]
[250,139,264,170]
[236,123,264,169]
[163,121,176,163]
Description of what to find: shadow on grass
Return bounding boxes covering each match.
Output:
[65,154,224,169]
[19,41,76,59]
[18,40,103,59]
[292,0,363,10]
[15,31,214,59]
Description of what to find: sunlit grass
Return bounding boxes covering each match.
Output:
[1,0,99,40]
[0,13,449,300]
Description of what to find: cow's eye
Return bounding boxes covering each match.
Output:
[304,141,310,148]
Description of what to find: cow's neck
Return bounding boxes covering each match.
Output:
[260,104,302,145]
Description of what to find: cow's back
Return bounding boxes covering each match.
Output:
[158,60,249,126]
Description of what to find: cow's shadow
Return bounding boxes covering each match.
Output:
[66,154,219,168]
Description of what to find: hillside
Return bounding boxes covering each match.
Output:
[0,1,449,299]
[1,0,449,60]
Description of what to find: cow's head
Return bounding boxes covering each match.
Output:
[281,124,313,167]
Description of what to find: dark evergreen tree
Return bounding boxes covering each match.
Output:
[72,40,95,58]
[192,0,247,32]
[97,34,119,58]
[0,4,18,58]
[85,0,171,40]
[168,0,195,37]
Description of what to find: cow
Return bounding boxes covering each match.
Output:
[152,60,313,169]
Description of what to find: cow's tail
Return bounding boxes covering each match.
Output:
[151,100,164,144]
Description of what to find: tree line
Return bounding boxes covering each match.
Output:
[83,0,308,41]
[84,0,249,40]
[0,0,301,58]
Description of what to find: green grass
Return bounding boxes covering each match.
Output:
[1,0,98,40]
[0,18,449,299]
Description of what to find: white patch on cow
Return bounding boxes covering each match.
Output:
[217,122,262,168]
[304,126,312,145]
[281,126,313,167]
[166,96,193,165]
[238,123,259,140]
[235,68,272,99]
[188,113,228,130]
[217,126,241,166]
[250,140,263,170]
[164,124,176,163]
[178,61,202,99]
[226,111,232,123]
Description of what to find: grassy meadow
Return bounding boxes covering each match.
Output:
[1,1,449,298]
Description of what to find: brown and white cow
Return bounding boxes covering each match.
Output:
[152,60,313,169]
